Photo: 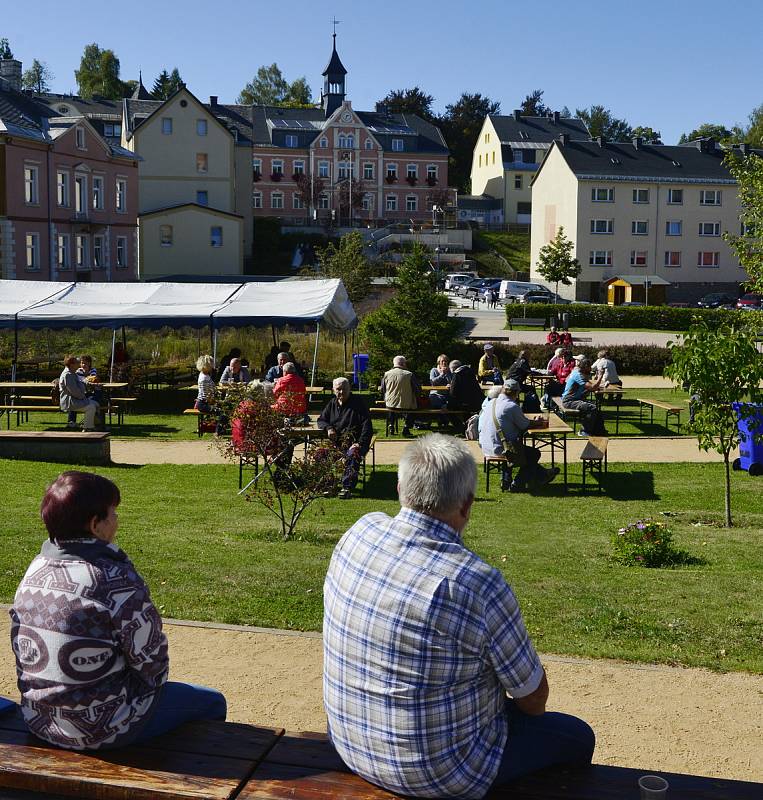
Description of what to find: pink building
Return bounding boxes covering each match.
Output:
[0,66,139,281]
[251,36,451,225]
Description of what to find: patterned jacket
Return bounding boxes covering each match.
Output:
[9,538,168,750]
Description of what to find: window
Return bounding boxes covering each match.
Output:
[103,123,121,137]
[522,149,536,164]
[24,166,39,204]
[589,251,612,266]
[56,234,70,270]
[162,117,173,135]
[386,194,397,211]
[318,193,329,209]
[386,163,398,179]
[293,194,304,209]
[285,134,298,148]
[92,175,104,210]
[664,251,681,267]
[699,222,720,237]
[590,219,614,234]
[406,164,417,179]
[665,220,682,236]
[318,161,329,178]
[292,160,305,175]
[196,190,208,206]
[591,187,614,202]
[271,160,283,175]
[271,192,283,209]
[253,191,262,209]
[362,194,373,211]
[514,174,522,190]
[406,195,417,211]
[197,119,208,136]
[630,250,648,266]
[196,153,208,173]
[632,220,648,235]
[338,134,354,149]
[363,162,374,180]
[75,176,87,214]
[160,225,173,246]
[56,171,69,207]
[427,165,438,180]
[25,233,39,271]
[75,234,88,269]
[478,154,482,168]
[365,138,373,150]
[75,127,86,149]
[700,189,721,206]
[667,188,683,204]
[484,133,490,143]
[391,138,404,152]
[210,226,223,247]
[698,251,720,267]
[92,235,105,268]
[492,151,496,164]
[633,188,649,203]
[116,179,127,212]
[338,162,354,180]
[319,136,328,148]
[517,201,532,214]
[116,237,127,268]
[253,158,262,175]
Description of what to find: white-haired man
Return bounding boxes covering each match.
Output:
[380,355,420,437]
[324,434,594,798]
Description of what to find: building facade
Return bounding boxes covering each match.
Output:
[0,67,138,281]
[470,111,589,224]
[530,136,754,303]
[251,37,451,225]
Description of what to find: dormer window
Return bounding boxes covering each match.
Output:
[285,134,298,148]
[319,136,328,148]
[391,138,404,152]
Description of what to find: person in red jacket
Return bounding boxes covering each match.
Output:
[272,362,307,420]
[542,350,576,410]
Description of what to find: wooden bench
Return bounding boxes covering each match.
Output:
[508,317,546,330]
[183,408,217,437]
[551,396,580,431]
[483,454,521,492]
[0,405,61,429]
[580,437,608,493]
[370,407,467,436]
[636,398,683,433]
[0,431,110,465]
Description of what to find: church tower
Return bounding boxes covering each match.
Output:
[321,33,347,118]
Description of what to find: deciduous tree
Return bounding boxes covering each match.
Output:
[0,38,13,59]
[237,63,312,106]
[316,231,372,304]
[520,89,548,116]
[723,150,763,293]
[535,226,581,302]
[631,125,662,143]
[678,122,734,144]
[294,173,325,211]
[22,60,53,93]
[575,104,632,141]
[75,43,123,99]
[167,67,184,95]
[665,321,763,527]
[378,87,436,122]
[743,103,763,148]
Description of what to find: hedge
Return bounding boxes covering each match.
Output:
[507,303,763,331]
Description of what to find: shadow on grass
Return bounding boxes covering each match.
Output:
[38,423,184,437]
[600,470,659,501]
[362,471,399,500]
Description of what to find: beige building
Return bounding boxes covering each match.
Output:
[470,111,588,224]
[122,85,250,278]
[530,136,753,304]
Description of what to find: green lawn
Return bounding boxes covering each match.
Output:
[1,459,760,674]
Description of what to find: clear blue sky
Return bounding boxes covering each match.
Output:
[4,0,761,144]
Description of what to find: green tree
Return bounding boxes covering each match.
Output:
[75,43,123,99]
[441,92,501,192]
[723,150,763,293]
[316,231,372,304]
[665,320,763,527]
[631,125,662,143]
[151,69,172,99]
[167,67,184,95]
[360,243,461,383]
[575,104,632,141]
[237,63,311,106]
[378,87,436,122]
[520,89,548,116]
[678,122,734,144]
[743,104,763,147]
[285,76,312,107]
[0,38,13,59]
[22,59,53,93]
[535,226,581,302]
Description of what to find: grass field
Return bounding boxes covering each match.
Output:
[0,459,760,674]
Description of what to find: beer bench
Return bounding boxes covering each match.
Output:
[636,398,683,433]
[551,397,580,431]
[508,317,546,330]
[580,436,608,493]
[369,407,467,436]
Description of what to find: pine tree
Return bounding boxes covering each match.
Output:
[151,69,172,100]
[535,226,581,302]
[167,68,183,95]
[316,232,372,304]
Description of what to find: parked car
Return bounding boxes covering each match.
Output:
[499,280,552,303]
[464,278,501,300]
[620,301,644,307]
[736,293,763,310]
[697,292,738,308]
[445,273,475,292]
[457,278,485,297]
[520,291,571,304]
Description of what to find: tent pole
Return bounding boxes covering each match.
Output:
[121,326,126,349]
[310,322,320,388]
[212,328,218,368]
[271,325,277,349]
[11,320,18,382]
[109,329,116,383]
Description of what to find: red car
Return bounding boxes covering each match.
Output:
[736,293,762,309]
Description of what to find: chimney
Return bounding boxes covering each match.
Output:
[558,133,570,146]
[697,137,715,153]
[596,136,606,148]
[632,136,643,150]
[210,95,218,107]
[553,111,560,124]
[513,109,522,121]
[375,102,388,116]
[0,58,22,92]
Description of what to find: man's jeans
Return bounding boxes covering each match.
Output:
[342,447,363,491]
[562,399,606,435]
[492,699,595,787]
[131,681,227,744]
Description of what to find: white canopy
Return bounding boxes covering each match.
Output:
[0,280,74,326]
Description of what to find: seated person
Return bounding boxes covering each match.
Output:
[561,358,608,437]
[507,350,541,410]
[217,347,241,378]
[317,377,373,499]
[543,349,575,409]
[9,471,226,751]
[264,345,280,370]
[480,378,560,492]
[428,354,452,410]
[67,354,103,429]
[546,326,562,346]
[220,357,251,384]
[591,350,622,387]
[107,342,130,380]
[477,343,503,384]
[546,347,564,371]
[560,328,573,347]
[59,355,100,432]
[271,362,307,421]
[194,355,216,412]
[264,351,303,383]
[380,355,420,437]
[448,359,484,413]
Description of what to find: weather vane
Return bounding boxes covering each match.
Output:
[331,16,341,36]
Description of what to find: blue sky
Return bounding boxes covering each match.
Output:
[4,0,761,144]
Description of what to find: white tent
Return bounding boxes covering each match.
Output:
[0,280,74,327]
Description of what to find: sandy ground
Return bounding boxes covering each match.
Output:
[0,616,760,782]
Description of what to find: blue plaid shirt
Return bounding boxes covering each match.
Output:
[323,509,544,799]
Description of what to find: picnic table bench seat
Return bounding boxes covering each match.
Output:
[580,436,608,493]
[551,397,579,431]
[636,398,683,433]
[369,407,467,436]
[508,317,546,330]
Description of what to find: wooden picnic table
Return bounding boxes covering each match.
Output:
[525,413,573,491]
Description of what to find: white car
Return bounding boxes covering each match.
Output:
[445,273,476,292]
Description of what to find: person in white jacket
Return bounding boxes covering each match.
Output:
[58,355,100,430]
[591,350,622,387]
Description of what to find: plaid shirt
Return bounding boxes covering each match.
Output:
[323,509,544,799]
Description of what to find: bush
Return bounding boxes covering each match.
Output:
[610,519,692,567]
[510,303,762,331]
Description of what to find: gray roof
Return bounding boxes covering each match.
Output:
[490,113,589,145]
[323,36,347,76]
[34,92,122,119]
[458,194,503,210]
[206,103,253,146]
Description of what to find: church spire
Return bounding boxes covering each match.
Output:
[321,32,347,117]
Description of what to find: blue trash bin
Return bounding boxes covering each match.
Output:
[352,353,369,390]
[732,402,763,476]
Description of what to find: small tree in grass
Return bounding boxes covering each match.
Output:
[665,320,763,527]
[535,226,581,303]
[215,385,344,540]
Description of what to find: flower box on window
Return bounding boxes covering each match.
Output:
[426,176,438,187]
[270,172,283,182]
[253,171,261,182]
[406,175,418,186]
[385,175,398,184]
